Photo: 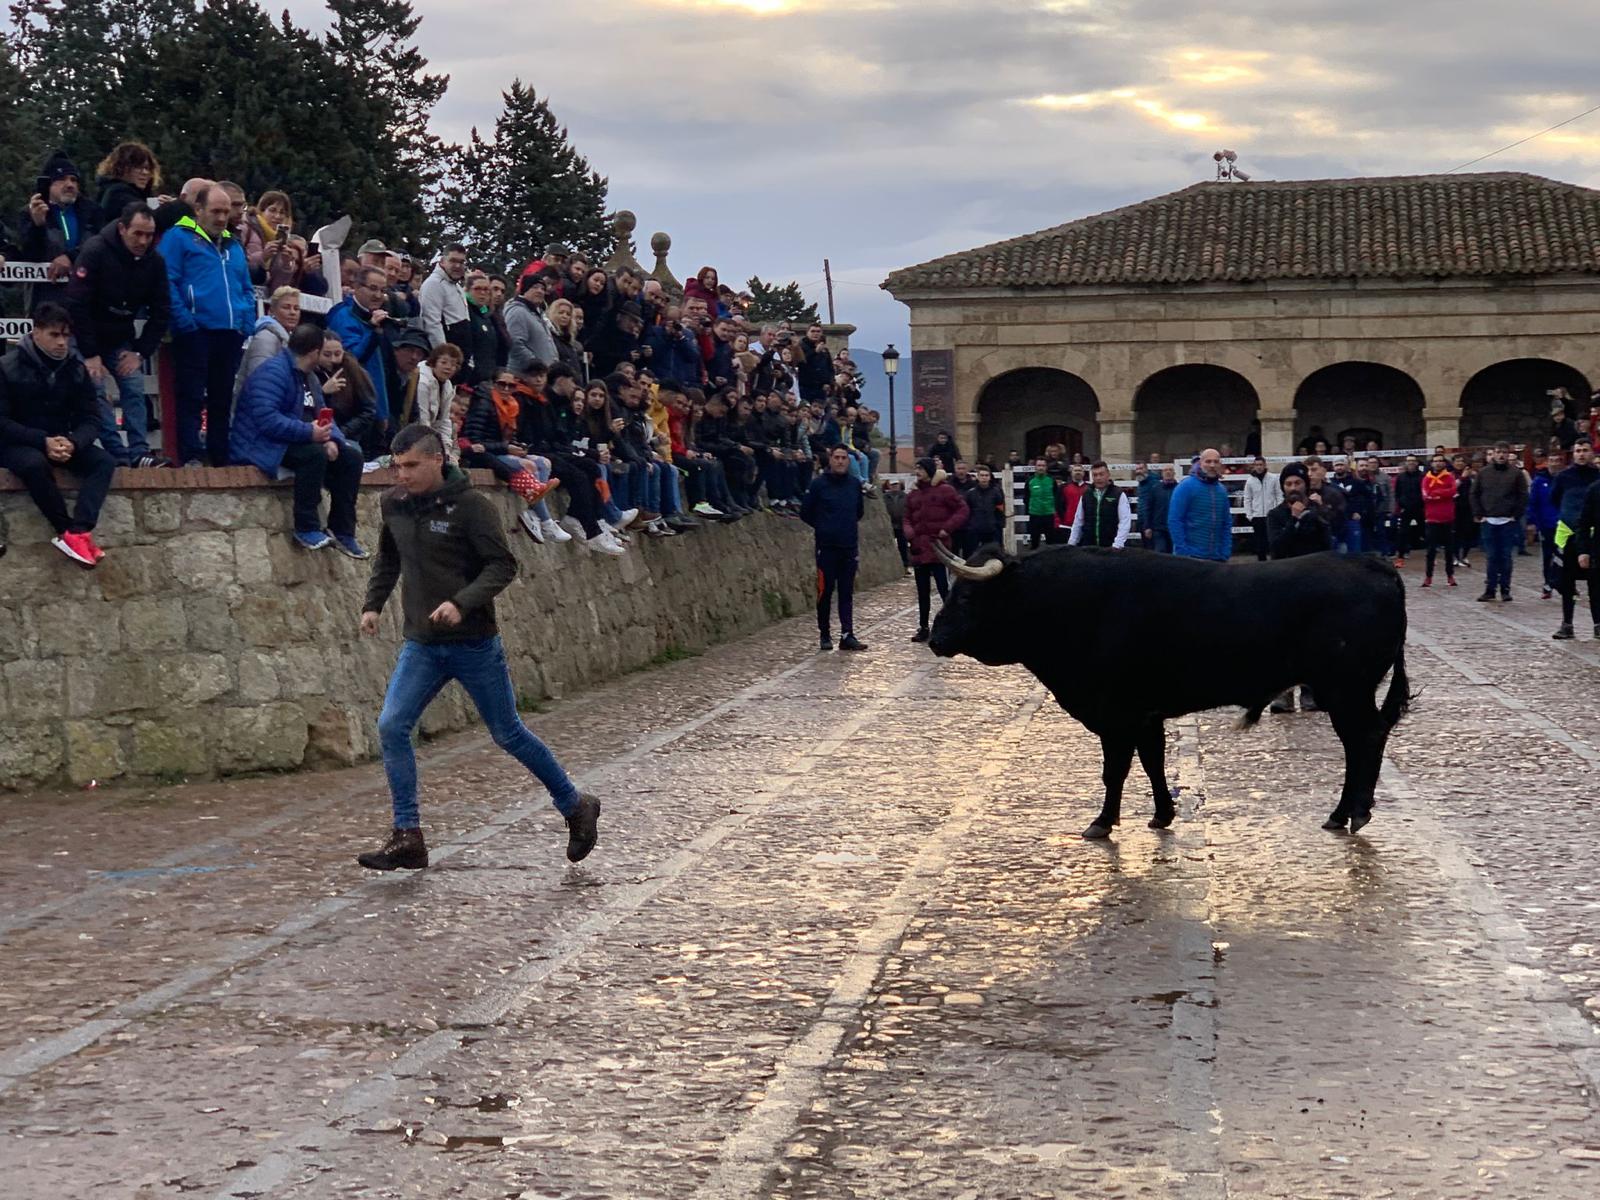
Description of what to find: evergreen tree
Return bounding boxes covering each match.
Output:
[439,80,610,273]
[746,275,821,326]
[0,37,37,219]
[322,0,451,250]
[3,0,187,203]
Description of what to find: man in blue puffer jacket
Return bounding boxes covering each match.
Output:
[158,184,254,465]
[1168,448,1233,561]
[231,323,366,557]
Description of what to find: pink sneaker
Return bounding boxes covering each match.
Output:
[51,531,97,567]
[82,532,106,562]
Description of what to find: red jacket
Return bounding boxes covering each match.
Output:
[903,476,971,565]
[1056,480,1087,530]
[1422,469,1458,524]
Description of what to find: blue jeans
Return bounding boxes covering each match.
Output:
[1339,518,1363,555]
[1482,521,1519,596]
[596,463,627,524]
[493,454,554,521]
[844,448,868,483]
[378,637,580,828]
[95,346,152,464]
[659,459,682,515]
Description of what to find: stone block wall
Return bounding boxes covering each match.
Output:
[0,474,903,790]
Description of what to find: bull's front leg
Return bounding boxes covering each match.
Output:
[1083,733,1135,840]
[1137,719,1176,830]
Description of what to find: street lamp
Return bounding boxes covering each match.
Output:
[882,344,900,473]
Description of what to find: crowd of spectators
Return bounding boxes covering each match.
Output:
[0,143,889,566]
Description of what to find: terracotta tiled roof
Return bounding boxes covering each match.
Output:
[882,173,1600,293]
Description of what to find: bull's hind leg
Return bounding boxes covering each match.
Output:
[1137,719,1176,830]
[1083,733,1135,840]
[1324,700,1385,834]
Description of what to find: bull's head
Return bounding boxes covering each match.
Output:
[927,543,1021,665]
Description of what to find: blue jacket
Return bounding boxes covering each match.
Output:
[327,298,390,419]
[157,216,253,337]
[1169,472,1233,560]
[230,349,345,475]
[643,323,703,386]
[1529,469,1559,534]
[801,469,865,549]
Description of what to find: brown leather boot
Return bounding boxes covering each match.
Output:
[357,827,429,871]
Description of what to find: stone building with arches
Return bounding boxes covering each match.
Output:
[882,173,1600,462]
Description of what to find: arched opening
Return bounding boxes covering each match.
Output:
[1294,362,1425,453]
[976,368,1099,466]
[1133,365,1258,461]
[1460,359,1590,448]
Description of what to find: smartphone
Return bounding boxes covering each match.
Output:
[316,407,334,426]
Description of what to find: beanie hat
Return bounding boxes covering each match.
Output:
[1279,462,1309,486]
[916,456,937,477]
[41,149,80,184]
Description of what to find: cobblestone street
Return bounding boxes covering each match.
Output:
[3,563,1600,1199]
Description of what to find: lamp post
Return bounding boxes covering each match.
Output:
[882,343,900,473]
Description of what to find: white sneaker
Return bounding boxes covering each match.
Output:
[519,509,544,543]
[541,518,573,543]
[588,530,628,556]
[693,501,724,518]
[614,507,640,530]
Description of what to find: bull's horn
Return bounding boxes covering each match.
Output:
[940,546,1004,581]
[933,541,966,567]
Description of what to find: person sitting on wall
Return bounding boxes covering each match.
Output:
[230,321,368,557]
[0,303,117,566]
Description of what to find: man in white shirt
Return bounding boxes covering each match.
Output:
[1068,461,1133,548]
[417,243,469,350]
[1242,454,1283,561]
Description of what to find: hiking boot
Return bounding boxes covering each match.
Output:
[565,793,601,862]
[911,627,930,643]
[1477,591,1495,602]
[357,827,428,871]
[839,634,867,652]
[1553,623,1575,640]
[819,633,834,652]
[1501,591,1512,602]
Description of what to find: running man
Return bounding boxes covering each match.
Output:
[356,423,601,870]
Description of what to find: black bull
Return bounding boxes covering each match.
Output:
[927,545,1411,837]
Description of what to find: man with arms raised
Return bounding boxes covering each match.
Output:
[356,424,602,870]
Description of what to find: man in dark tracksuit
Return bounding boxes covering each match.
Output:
[1552,437,1600,639]
[801,444,867,653]
[1267,462,1333,713]
[357,423,603,870]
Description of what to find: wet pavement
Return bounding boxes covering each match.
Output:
[2,558,1599,1199]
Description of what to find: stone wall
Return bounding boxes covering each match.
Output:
[0,472,902,791]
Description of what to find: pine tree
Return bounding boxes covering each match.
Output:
[3,0,187,204]
[439,81,611,273]
[136,2,350,228]
[0,37,38,218]
[322,0,451,251]
[746,275,821,326]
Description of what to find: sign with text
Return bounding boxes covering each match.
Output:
[0,261,53,284]
[0,317,33,339]
[912,349,955,448]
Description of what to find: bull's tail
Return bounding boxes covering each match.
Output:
[1379,647,1412,731]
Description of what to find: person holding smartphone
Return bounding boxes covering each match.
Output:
[230,322,368,556]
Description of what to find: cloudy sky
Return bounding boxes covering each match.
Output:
[288,0,1600,356]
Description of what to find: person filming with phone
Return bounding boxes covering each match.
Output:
[230,321,368,557]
